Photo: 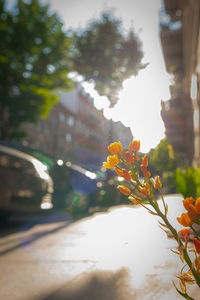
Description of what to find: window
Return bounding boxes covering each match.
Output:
[67,116,74,127]
[59,113,65,122]
[194,107,199,130]
[66,133,72,143]
[191,74,198,100]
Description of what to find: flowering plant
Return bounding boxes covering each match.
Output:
[103,140,200,299]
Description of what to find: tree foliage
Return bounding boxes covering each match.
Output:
[148,138,179,193]
[175,167,200,199]
[70,12,145,106]
[148,138,177,175]
[0,0,73,140]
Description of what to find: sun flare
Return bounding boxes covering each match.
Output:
[83,64,170,153]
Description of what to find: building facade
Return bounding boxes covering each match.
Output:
[22,101,77,161]
[22,84,133,170]
[160,0,200,166]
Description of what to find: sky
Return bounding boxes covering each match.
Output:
[44,0,171,153]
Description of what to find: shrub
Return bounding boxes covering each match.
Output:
[175,167,200,198]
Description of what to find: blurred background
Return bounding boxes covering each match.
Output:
[1,1,200,300]
[1,0,200,221]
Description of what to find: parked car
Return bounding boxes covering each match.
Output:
[50,161,100,209]
[0,144,53,214]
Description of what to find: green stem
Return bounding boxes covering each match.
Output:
[137,201,156,214]
[132,186,156,215]
[147,179,161,209]
[173,281,195,299]
[159,189,166,212]
[128,162,200,287]
[158,210,200,288]
[130,168,142,186]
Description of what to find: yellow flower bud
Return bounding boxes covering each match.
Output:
[103,154,119,169]
[108,141,122,155]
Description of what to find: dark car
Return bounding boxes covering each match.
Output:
[0,144,53,214]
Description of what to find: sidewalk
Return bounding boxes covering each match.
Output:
[1,195,200,300]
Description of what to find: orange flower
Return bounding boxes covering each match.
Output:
[115,167,123,177]
[141,155,148,167]
[177,213,192,227]
[138,183,150,197]
[129,140,140,152]
[122,169,131,181]
[103,154,119,169]
[178,228,191,241]
[141,154,150,178]
[195,197,200,214]
[108,141,123,155]
[187,204,199,221]
[141,165,151,178]
[183,197,194,211]
[128,194,142,205]
[135,155,140,162]
[124,151,134,164]
[117,185,131,196]
[193,238,200,253]
[151,176,162,190]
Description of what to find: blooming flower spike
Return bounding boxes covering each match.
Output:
[103,139,200,298]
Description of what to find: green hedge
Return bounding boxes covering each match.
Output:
[175,167,200,198]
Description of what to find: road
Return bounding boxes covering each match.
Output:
[0,195,199,300]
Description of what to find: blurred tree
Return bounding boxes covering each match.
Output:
[148,138,179,193]
[148,138,177,175]
[175,167,200,199]
[0,0,73,140]
[70,12,145,106]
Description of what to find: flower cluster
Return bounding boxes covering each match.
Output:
[103,140,160,205]
[103,140,200,299]
[177,197,200,227]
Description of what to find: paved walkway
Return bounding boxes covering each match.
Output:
[0,195,200,300]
